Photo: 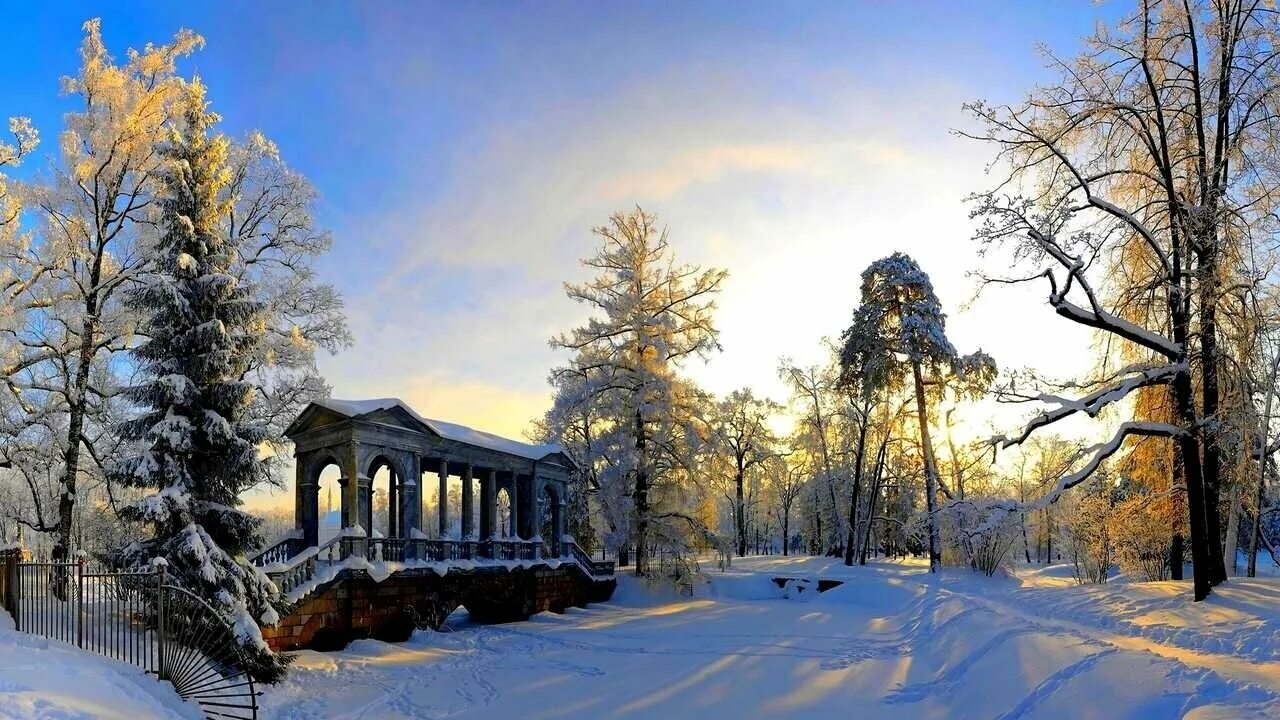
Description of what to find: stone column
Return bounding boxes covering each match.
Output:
[341,440,360,530]
[480,469,496,541]
[387,469,398,537]
[362,484,373,537]
[529,468,543,542]
[296,455,319,548]
[556,496,567,556]
[402,454,422,535]
[438,457,449,538]
[509,473,521,540]
[461,464,474,539]
[402,455,422,560]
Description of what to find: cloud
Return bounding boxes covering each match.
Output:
[314,59,1097,461]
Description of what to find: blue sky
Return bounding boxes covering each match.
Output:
[2,2,1123,489]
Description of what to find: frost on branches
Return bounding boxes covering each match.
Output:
[109,80,289,682]
[841,252,996,573]
[547,207,727,577]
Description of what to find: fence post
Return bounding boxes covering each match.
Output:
[156,564,167,681]
[76,556,84,649]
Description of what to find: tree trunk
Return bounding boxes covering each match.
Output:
[735,459,746,557]
[844,418,869,566]
[813,487,822,555]
[1197,198,1229,587]
[1045,508,1053,564]
[1248,353,1279,578]
[1224,484,1240,576]
[54,292,100,565]
[1174,369,1213,601]
[1171,437,1185,581]
[860,440,886,566]
[633,408,649,576]
[782,510,790,556]
[911,361,942,572]
[1248,466,1265,578]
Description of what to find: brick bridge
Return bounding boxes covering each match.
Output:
[252,398,616,651]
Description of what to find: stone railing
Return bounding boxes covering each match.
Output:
[262,533,615,601]
[248,529,306,568]
[342,537,543,563]
[564,541,615,578]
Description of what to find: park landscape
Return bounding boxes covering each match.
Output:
[3,2,1280,718]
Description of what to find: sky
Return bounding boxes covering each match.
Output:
[1,1,1127,509]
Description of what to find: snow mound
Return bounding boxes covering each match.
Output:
[0,610,200,720]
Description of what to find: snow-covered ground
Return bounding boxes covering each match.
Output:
[257,556,1280,719]
[5,557,1276,718]
[0,610,199,720]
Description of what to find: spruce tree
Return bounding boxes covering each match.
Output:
[112,79,288,682]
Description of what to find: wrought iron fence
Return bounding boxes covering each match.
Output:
[0,549,258,719]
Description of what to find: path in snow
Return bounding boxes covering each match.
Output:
[258,557,1280,719]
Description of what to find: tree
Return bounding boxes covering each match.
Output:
[842,252,992,572]
[1,21,202,564]
[223,132,350,476]
[550,207,726,576]
[965,0,1280,599]
[109,80,286,682]
[768,455,804,556]
[1,22,347,557]
[0,114,37,488]
[778,358,843,553]
[710,388,781,557]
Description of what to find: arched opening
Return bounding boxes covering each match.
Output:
[539,485,563,556]
[316,462,342,545]
[423,462,459,539]
[496,488,512,538]
[464,472,481,539]
[367,456,400,539]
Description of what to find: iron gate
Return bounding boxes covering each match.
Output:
[1,550,259,719]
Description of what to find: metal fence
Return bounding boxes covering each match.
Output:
[0,549,258,719]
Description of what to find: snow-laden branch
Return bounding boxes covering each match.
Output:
[1031,228,1182,360]
[994,362,1184,448]
[1033,421,1181,507]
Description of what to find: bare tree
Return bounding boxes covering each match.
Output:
[710,388,782,557]
[966,1,1280,598]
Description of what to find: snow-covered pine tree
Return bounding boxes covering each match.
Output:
[111,79,288,682]
[841,253,993,573]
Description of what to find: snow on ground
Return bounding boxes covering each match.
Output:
[0,610,199,720]
[258,556,1280,719]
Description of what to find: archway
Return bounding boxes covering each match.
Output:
[539,484,563,556]
[496,488,512,538]
[316,463,342,545]
[367,456,401,539]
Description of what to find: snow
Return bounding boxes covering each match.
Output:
[0,610,201,720]
[256,556,1280,719]
[313,397,563,461]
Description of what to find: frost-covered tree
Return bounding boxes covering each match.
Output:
[1,21,346,558]
[550,207,726,576]
[709,388,781,557]
[965,0,1280,599]
[777,358,844,553]
[1,21,202,564]
[109,80,287,682]
[223,133,350,480]
[841,252,993,572]
[0,115,38,486]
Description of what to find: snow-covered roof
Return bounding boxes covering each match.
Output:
[311,397,564,462]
